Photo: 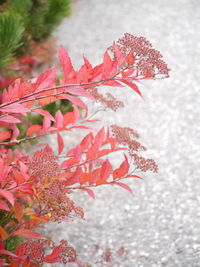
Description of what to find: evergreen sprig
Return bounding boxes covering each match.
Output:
[0,11,24,69]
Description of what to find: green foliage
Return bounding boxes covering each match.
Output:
[43,0,71,34]
[11,0,32,27]
[44,99,73,116]
[0,11,24,69]
[0,0,71,70]
[1,209,26,253]
[28,0,71,41]
[0,210,13,227]
[5,236,26,253]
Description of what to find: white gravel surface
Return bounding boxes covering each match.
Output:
[45,0,200,266]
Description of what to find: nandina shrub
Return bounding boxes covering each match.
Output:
[0,33,169,266]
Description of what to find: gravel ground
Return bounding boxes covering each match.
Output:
[45,0,200,266]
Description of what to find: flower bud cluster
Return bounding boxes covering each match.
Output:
[116,33,170,78]
[88,87,124,111]
[37,181,84,222]
[111,125,146,153]
[132,153,158,173]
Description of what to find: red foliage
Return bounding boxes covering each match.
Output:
[0,33,169,265]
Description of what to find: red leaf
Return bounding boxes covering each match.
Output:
[15,185,33,194]
[126,174,144,179]
[33,109,55,121]
[0,189,14,205]
[59,46,76,81]
[98,160,112,184]
[86,128,105,160]
[44,245,62,263]
[13,229,42,239]
[0,241,4,250]
[20,56,37,64]
[65,166,82,186]
[64,86,94,100]
[43,116,51,130]
[89,167,101,185]
[86,144,96,160]
[113,44,125,67]
[94,127,105,148]
[120,79,142,97]
[60,94,87,109]
[35,67,56,92]
[0,200,10,211]
[102,80,123,87]
[76,64,87,84]
[0,103,30,114]
[83,56,93,69]
[0,130,12,142]
[0,76,18,89]
[67,145,82,161]
[11,124,20,140]
[54,110,64,128]
[0,226,8,239]
[26,125,42,136]
[72,106,80,124]
[13,170,25,184]
[121,68,136,78]
[19,161,28,175]
[16,241,28,257]
[57,132,64,154]
[113,155,129,179]
[0,115,21,124]
[80,173,92,184]
[97,149,112,158]
[85,119,99,123]
[78,187,95,199]
[0,249,17,258]
[70,125,92,130]
[102,51,113,79]
[126,50,135,65]
[61,158,78,168]
[76,56,93,84]
[91,63,103,82]
[0,159,11,187]
[80,132,93,151]
[112,181,133,193]
[65,174,79,186]
[13,201,24,222]
[63,111,75,126]
[120,155,129,173]
[113,168,126,179]
[102,137,116,149]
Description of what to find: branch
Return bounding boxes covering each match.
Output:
[0,73,122,109]
[67,174,141,190]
